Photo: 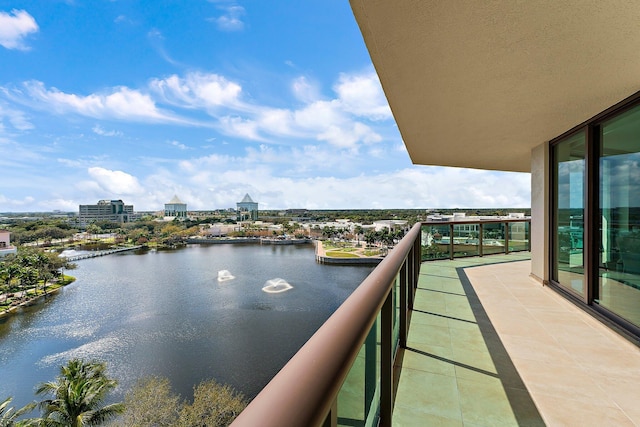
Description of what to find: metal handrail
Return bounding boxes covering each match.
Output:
[231,223,422,427]
[422,217,531,225]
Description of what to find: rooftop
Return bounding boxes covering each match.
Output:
[166,195,185,205]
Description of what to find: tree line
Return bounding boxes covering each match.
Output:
[0,248,76,311]
[1,358,247,427]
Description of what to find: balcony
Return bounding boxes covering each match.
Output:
[232,221,640,426]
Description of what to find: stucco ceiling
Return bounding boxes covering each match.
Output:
[350,0,640,172]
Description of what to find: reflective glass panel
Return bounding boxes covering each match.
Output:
[422,224,450,260]
[553,131,586,297]
[452,223,480,257]
[598,105,640,327]
[508,221,530,252]
[482,222,505,255]
[337,313,380,426]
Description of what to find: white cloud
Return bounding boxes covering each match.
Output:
[92,125,122,137]
[87,167,145,196]
[17,81,188,124]
[334,71,392,120]
[1,69,392,152]
[0,9,38,50]
[208,5,245,32]
[0,194,35,207]
[168,140,188,150]
[0,103,33,131]
[291,76,319,103]
[219,116,263,141]
[147,28,181,66]
[150,72,243,110]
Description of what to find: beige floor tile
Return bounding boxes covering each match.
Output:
[533,394,635,427]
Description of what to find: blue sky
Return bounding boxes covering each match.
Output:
[0,1,530,212]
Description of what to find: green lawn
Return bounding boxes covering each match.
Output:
[325,251,359,258]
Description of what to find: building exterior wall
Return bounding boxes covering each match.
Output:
[0,230,17,258]
[164,203,187,218]
[530,141,549,284]
[78,200,135,227]
[237,202,258,221]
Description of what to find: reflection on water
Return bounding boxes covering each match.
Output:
[0,244,373,409]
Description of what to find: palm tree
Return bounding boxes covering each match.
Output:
[35,359,124,427]
[0,397,36,427]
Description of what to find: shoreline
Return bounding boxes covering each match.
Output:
[0,280,71,318]
[314,241,384,265]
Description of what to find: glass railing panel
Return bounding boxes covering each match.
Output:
[483,222,506,255]
[421,224,450,260]
[337,313,381,427]
[453,223,480,257]
[508,221,530,252]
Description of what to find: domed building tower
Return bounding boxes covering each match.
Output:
[164,195,187,220]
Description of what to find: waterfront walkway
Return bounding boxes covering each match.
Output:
[315,241,384,265]
[393,254,640,426]
[61,245,143,261]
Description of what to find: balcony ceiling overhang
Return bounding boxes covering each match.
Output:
[350,0,640,172]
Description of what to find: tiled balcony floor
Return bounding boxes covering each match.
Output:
[393,254,640,426]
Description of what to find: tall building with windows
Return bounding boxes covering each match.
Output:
[237,193,258,221]
[164,195,187,220]
[78,199,135,227]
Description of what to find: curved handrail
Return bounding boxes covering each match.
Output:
[231,223,423,427]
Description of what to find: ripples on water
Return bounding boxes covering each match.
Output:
[0,244,373,409]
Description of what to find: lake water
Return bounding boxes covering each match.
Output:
[0,244,373,409]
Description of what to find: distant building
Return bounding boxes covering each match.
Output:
[164,195,187,220]
[0,230,17,258]
[237,194,258,221]
[78,199,135,227]
[373,220,409,232]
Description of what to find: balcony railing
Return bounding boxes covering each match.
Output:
[232,222,422,427]
[231,219,531,426]
[421,218,531,260]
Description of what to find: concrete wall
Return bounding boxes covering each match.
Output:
[530,141,549,284]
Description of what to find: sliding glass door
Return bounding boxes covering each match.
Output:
[598,105,640,328]
[552,131,586,298]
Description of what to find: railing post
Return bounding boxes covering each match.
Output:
[415,233,421,276]
[479,223,484,257]
[322,399,337,427]
[449,223,454,260]
[380,290,393,427]
[505,222,510,254]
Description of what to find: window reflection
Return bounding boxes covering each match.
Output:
[598,106,640,327]
[553,131,586,297]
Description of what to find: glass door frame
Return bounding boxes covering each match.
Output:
[548,91,640,339]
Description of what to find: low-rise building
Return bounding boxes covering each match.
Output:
[0,230,17,258]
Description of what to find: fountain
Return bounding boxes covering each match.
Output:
[262,278,293,294]
[217,270,235,282]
